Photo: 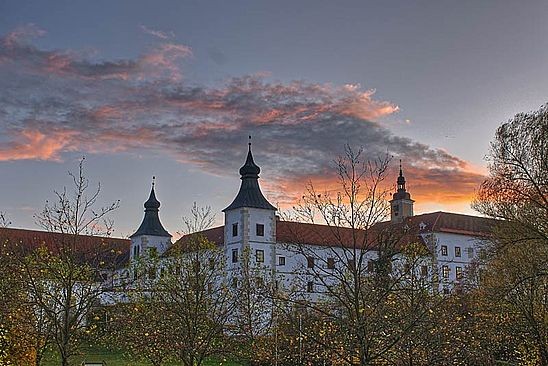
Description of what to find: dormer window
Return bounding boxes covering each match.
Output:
[232,223,238,237]
[256,223,264,236]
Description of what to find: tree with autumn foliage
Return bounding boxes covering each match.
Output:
[101,300,175,366]
[15,157,121,366]
[472,103,548,365]
[0,239,47,366]
[112,203,233,366]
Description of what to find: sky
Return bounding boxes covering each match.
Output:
[0,0,547,238]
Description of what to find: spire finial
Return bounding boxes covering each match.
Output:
[248,135,252,152]
[152,176,156,188]
[399,160,403,177]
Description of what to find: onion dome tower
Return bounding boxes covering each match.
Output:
[130,177,172,260]
[223,137,277,271]
[224,138,277,212]
[390,161,414,223]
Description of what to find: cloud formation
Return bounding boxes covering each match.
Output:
[0,26,484,208]
[140,25,175,40]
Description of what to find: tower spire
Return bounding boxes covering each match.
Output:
[390,160,414,222]
[397,160,406,192]
[223,137,276,211]
[130,178,171,238]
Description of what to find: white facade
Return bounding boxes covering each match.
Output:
[124,149,492,298]
[224,207,277,274]
[130,234,171,261]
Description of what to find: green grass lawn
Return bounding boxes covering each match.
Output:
[41,344,243,366]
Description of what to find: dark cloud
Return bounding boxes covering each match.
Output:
[0,27,484,206]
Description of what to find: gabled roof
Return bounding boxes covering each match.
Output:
[0,227,131,268]
[173,211,496,252]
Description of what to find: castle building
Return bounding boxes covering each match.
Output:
[154,141,495,295]
[0,142,494,296]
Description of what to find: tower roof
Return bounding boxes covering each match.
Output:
[130,178,171,238]
[392,160,412,201]
[223,137,277,212]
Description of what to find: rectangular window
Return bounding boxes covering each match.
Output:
[232,277,238,288]
[441,245,448,256]
[232,223,238,237]
[327,257,335,269]
[455,246,461,257]
[278,256,286,266]
[456,266,463,280]
[209,258,215,270]
[232,248,239,263]
[306,281,314,293]
[307,257,315,269]
[256,249,264,263]
[442,265,450,279]
[421,265,428,277]
[367,260,375,273]
[467,247,474,258]
[256,223,264,236]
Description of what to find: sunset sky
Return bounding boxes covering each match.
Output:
[1,1,547,238]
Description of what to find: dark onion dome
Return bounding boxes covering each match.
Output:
[392,161,412,201]
[130,179,171,238]
[223,139,277,212]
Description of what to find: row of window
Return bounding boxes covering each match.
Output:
[230,251,431,279]
[232,223,265,237]
[231,248,286,265]
[440,245,474,258]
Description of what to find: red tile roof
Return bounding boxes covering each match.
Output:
[400,211,496,236]
[174,211,496,251]
[0,227,131,267]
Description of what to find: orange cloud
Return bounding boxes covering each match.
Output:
[262,164,485,214]
[0,129,77,161]
[337,85,399,120]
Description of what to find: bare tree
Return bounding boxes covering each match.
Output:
[277,145,438,365]
[18,157,120,366]
[0,211,11,228]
